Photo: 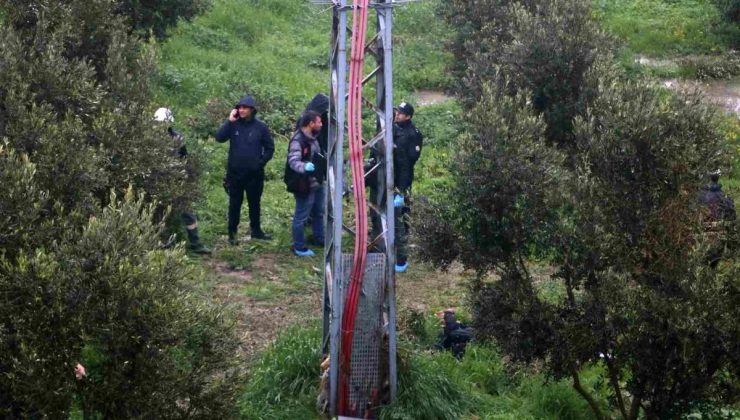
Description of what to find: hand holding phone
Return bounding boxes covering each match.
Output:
[229,108,239,122]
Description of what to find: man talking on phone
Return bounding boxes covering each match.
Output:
[216,95,275,244]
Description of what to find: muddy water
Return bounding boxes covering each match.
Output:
[634,56,740,119]
[663,78,740,119]
[411,77,739,120]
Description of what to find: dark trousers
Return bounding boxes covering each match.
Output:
[369,186,410,264]
[228,170,264,235]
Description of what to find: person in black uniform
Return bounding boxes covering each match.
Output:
[215,95,275,245]
[154,107,211,254]
[391,102,423,273]
[698,171,736,267]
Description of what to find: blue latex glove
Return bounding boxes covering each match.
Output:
[304,162,315,172]
[393,194,404,208]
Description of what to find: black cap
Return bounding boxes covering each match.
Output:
[395,102,414,118]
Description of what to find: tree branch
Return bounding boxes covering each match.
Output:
[604,355,628,419]
[572,369,606,420]
[628,383,643,420]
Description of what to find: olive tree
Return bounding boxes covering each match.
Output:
[421,0,740,418]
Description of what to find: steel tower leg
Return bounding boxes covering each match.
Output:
[321,0,398,416]
[376,2,398,402]
[325,1,348,416]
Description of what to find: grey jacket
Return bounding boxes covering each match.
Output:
[288,130,321,190]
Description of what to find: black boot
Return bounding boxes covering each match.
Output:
[187,228,211,254]
[251,229,272,240]
[228,231,238,246]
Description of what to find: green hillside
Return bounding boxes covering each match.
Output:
[154,0,739,418]
[1,0,737,417]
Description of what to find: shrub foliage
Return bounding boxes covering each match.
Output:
[0,1,241,417]
[421,0,740,418]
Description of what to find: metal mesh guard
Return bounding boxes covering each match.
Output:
[342,253,386,414]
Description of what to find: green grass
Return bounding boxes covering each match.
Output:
[154,0,327,117]
[239,324,323,419]
[152,0,740,418]
[154,0,453,121]
[596,0,738,57]
[154,0,456,265]
[241,323,610,420]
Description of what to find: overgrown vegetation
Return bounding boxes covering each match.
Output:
[0,1,243,417]
[596,0,739,56]
[3,0,737,416]
[418,0,740,418]
[240,326,322,419]
[594,0,740,79]
[235,322,609,420]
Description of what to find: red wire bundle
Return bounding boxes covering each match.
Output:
[339,0,371,415]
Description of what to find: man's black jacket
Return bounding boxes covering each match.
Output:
[393,120,423,193]
[215,114,274,178]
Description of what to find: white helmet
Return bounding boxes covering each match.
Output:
[153,107,174,123]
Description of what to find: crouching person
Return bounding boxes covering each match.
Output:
[284,111,326,257]
[434,308,474,359]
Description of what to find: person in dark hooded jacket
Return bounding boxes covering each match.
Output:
[300,94,329,152]
[698,172,736,267]
[216,95,275,244]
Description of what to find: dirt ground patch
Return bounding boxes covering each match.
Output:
[207,255,322,361]
[396,261,469,315]
[207,254,470,362]
[414,90,455,106]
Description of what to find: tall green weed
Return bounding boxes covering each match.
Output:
[239,324,322,419]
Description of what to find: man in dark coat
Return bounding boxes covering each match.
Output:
[699,172,737,222]
[368,102,423,273]
[215,95,275,244]
[391,102,423,273]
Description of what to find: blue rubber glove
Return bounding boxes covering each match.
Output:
[304,162,315,172]
[393,194,404,208]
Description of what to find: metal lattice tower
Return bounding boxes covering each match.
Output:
[315,0,399,417]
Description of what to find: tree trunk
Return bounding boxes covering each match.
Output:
[572,370,606,420]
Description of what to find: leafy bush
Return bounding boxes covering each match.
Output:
[713,0,740,24]
[415,81,566,272]
[442,0,613,150]
[0,0,211,43]
[0,1,241,416]
[678,52,740,80]
[0,191,243,418]
[0,7,200,214]
[116,0,212,39]
[427,1,740,418]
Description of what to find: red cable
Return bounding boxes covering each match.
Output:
[339,0,371,415]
